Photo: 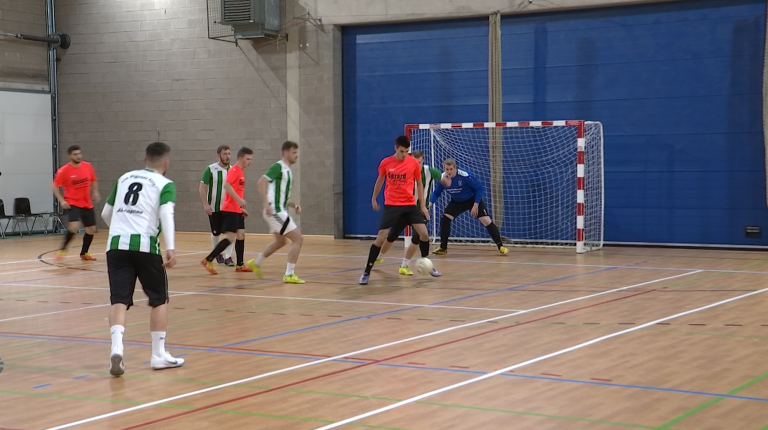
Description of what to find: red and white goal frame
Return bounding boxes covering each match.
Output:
[404,120,603,254]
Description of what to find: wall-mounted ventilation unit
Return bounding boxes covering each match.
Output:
[220,0,280,39]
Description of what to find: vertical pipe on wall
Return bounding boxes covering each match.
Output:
[47,0,60,214]
[488,12,504,229]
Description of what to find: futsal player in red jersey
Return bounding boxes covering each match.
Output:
[52,145,100,261]
[359,136,440,285]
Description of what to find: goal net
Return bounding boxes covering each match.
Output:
[405,121,604,253]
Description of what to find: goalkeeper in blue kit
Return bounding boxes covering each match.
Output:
[430,158,508,256]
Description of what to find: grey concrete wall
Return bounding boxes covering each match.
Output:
[0,0,48,90]
[56,0,287,233]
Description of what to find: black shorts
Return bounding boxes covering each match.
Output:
[107,250,168,309]
[65,206,96,227]
[221,211,245,233]
[387,214,428,242]
[208,212,223,235]
[379,205,426,232]
[444,199,490,219]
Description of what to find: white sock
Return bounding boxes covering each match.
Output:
[401,258,409,268]
[110,325,124,354]
[224,243,233,259]
[151,331,166,357]
[211,234,219,249]
[255,253,264,266]
[285,263,295,277]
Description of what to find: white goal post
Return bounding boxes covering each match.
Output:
[405,120,604,254]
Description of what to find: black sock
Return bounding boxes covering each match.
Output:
[365,244,381,275]
[486,222,503,248]
[235,239,245,266]
[207,239,231,262]
[440,216,452,249]
[62,231,75,250]
[81,233,94,255]
[419,239,430,258]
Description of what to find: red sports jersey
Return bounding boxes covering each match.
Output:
[221,164,245,213]
[378,155,422,206]
[53,162,97,209]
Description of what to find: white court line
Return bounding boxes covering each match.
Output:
[254,251,768,275]
[0,251,207,277]
[44,271,699,430]
[314,282,768,430]
[0,291,196,323]
[4,283,523,312]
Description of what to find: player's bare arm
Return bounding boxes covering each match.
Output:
[52,184,70,210]
[257,175,271,214]
[91,180,101,204]
[371,175,385,211]
[224,181,246,208]
[198,182,212,215]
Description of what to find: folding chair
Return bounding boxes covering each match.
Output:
[13,198,46,236]
[0,200,14,239]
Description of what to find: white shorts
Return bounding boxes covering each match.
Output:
[263,210,297,235]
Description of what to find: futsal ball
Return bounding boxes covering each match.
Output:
[415,258,434,275]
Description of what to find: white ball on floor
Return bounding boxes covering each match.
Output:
[415,257,434,275]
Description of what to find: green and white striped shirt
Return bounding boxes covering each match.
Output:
[201,163,230,212]
[104,169,175,255]
[264,160,293,213]
[416,164,443,209]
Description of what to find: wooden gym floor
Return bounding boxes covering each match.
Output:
[2,232,768,429]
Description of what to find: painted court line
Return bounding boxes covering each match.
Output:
[3,283,524,313]
[313,281,768,430]
[221,268,617,347]
[43,270,699,430]
[0,292,196,323]
[254,251,768,275]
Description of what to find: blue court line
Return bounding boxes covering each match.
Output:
[3,332,767,404]
[221,267,616,347]
[72,375,90,380]
[32,383,51,389]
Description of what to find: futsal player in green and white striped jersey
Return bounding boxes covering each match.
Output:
[101,142,184,377]
[375,150,443,275]
[199,145,234,266]
[247,141,305,284]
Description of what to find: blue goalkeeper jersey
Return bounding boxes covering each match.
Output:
[430,169,484,204]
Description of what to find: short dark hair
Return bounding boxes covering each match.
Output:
[412,150,424,159]
[67,145,81,154]
[216,145,230,154]
[281,141,299,152]
[237,147,253,158]
[146,141,170,162]
[395,136,411,149]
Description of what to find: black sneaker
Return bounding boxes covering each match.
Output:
[215,254,225,264]
[224,257,235,267]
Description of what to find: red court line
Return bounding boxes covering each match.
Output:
[118,288,658,430]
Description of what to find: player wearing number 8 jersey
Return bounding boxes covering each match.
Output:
[101,142,184,376]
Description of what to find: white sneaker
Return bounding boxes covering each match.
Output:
[109,352,125,376]
[150,351,185,370]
